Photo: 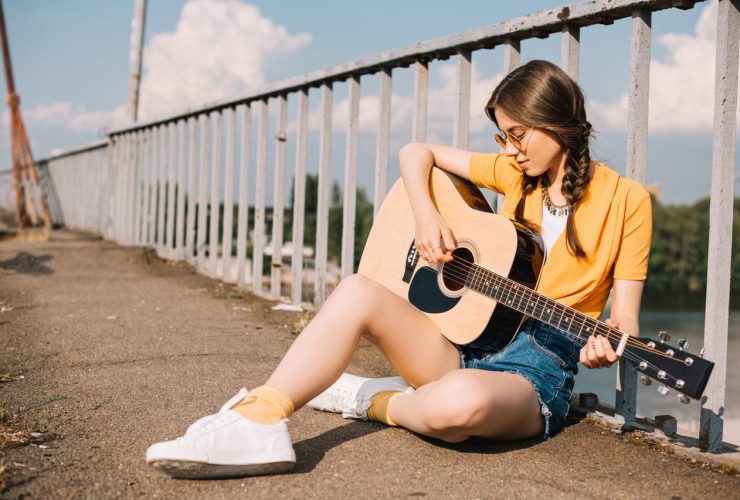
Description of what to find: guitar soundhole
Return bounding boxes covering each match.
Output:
[442,247,475,292]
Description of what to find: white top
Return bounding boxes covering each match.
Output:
[541,201,568,256]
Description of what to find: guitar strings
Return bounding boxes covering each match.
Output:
[439,256,675,363]
[434,259,676,380]
[427,256,690,384]
[438,257,684,381]
[437,254,678,359]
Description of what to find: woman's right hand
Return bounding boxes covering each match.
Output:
[414,208,456,263]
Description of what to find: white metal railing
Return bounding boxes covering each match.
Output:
[4,0,736,452]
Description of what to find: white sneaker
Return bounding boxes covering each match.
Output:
[146,410,296,479]
[306,373,414,420]
[185,388,248,435]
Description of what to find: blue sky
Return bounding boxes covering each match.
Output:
[1,0,738,204]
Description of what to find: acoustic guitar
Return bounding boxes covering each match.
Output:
[358,168,714,401]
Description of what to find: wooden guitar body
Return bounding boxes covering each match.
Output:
[358,168,545,350]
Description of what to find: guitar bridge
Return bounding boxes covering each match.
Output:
[402,241,419,283]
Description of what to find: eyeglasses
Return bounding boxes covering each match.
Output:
[494,126,534,151]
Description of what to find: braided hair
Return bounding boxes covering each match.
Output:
[485,60,593,258]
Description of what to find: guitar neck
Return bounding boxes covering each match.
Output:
[465,263,613,342]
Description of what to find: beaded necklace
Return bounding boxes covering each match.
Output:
[541,176,569,217]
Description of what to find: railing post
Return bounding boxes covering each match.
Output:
[209,111,223,276]
[131,133,141,244]
[504,38,520,72]
[291,90,308,305]
[626,10,651,185]
[185,118,198,263]
[146,128,158,246]
[616,8,652,428]
[271,96,288,297]
[111,135,123,241]
[700,0,739,453]
[453,50,471,149]
[197,115,210,269]
[252,100,269,294]
[341,76,360,279]
[156,125,168,249]
[560,25,580,81]
[222,108,237,282]
[314,83,333,306]
[117,134,128,242]
[412,60,428,143]
[114,136,126,241]
[373,68,392,218]
[236,104,252,287]
[133,131,146,245]
[175,120,187,255]
[129,132,141,244]
[166,122,178,253]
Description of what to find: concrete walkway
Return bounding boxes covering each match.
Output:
[0,230,738,498]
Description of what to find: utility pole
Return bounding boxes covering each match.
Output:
[0,0,51,228]
[128,0,147,122]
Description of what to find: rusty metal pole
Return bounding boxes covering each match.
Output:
[128,0,147,122]
[0,0,27,226]
[0,0,51,228]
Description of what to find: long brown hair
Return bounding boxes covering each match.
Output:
[485,60,593,258]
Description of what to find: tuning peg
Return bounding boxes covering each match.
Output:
[658,331,671,343]
[699,347,705,358]
[657,384,671,396]
[678,394,691,404]
[639,374,652,386]
[678,339,689,351]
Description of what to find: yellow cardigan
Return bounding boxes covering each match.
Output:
[469,153,652,319]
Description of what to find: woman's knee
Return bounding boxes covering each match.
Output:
[332,274,380,314]
[418,372,491,439]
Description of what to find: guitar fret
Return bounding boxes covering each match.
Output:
[465,262,595,343]
[463,266,473,288]
[553,300,564,330]
[457,258,630,357]
[575,313,585,338]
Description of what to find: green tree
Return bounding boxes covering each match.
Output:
[328,188,374,271]
[286,174,375,271]
[646,196,740,297]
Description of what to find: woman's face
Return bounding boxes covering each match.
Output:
[493,108,566,179]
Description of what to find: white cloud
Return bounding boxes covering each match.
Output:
[589,0,738,134]
[138,0,311,120]
[16,0,311,143]
[302,63,504,141]
[2,101,128,135]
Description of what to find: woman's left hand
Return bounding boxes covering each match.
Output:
[579,318,620,369]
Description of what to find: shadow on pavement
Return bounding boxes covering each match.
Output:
[292,421,384,474]
[0,252,54,276]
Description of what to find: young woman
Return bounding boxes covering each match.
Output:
[146,60,652,479]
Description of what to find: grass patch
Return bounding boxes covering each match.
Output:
[0,423,30,449]
[291,311,316,335]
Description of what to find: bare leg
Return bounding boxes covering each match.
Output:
[265,274,460,408]
[388,369,544,442]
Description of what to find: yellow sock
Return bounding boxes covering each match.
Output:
[367,390,404,426]
[231,385,295,425]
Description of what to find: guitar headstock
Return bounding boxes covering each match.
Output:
[628,333,714,401]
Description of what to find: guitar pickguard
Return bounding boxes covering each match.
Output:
[408,266,461,313]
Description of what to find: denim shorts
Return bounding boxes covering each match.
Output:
[458,318,579,439]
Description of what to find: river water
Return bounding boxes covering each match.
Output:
[573,300,739,445]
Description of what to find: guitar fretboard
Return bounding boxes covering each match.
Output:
[461,262,613,341]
